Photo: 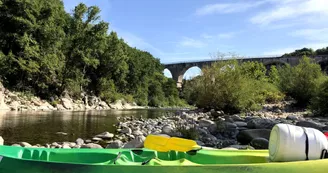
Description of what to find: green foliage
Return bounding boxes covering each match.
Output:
[182,60,284,113]
[181,77,201,105]
[283,48,315,57]
[283,47,328,57]
[268,66,279,84]
[276,56,325,106]
[240,61,267,81]
[0,1,182,107]
[316,47,328,55]
[310,79,328,116]
[176,125,199,140]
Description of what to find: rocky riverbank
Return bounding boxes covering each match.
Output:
[2,101,328,150]
[0,82,144,112]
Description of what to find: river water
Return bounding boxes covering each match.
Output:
[0,109,175,145]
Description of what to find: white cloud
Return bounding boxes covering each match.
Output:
[290,28,328,41]
[201,33,214,39]
[195,1,265,16]
[250,0,328,26]
[178,37,206,48]
[202,31,239,40]
[263,42,328,55]
[217,32,237,39]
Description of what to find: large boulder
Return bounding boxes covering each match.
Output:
[19,142,32,147]
[56,104,66,110]
[250,138,269,149]
[199,119,215,128]
[0,136,3,145]
[123,135,145,148]
[81,143,103,149]
[237,129,271,145]
[61,98,73,110]
[247,119,277,129]
[121,126,132,134]
[9,101,20,111]
[106,140,123,148]
[95,132,114,139]
[0,82,9,111]
[286,115,299,121]
[161,125,173,135]
[76,138,84,145]
[234,121,247,127]
[296,121,325,131]
[217,121,238,138]
[99,101,109,109]
[109,100,124,109]
[230,115,244,122]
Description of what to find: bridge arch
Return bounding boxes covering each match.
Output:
[163,68,173,78]
[263,60,287,71]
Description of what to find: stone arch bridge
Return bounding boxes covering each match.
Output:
[164,56,328,88]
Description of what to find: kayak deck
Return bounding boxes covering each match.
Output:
[0,146,328,173]
[0,145,269,165]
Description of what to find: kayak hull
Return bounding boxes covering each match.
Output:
[0,146,327,173]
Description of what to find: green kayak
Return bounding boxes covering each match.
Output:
[0,145,327,173]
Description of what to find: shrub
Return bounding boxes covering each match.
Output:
[181,60,285,113]
[176,124,199,140]
[194,60,265,113]
[310,79,328,116]
[277,56,325,106]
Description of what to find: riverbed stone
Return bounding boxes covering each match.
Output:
[237,129,271,145]
[199,119,215,128]
[99,101,109,109]
[234,121,247,127]
[19,142,32,147]
[61,98,73,110]
[231,115,244,122]
[10,101,20,111]
[95,132,114,139]
[247,119,277,129]
[0,82,10,111]
[76,138,84,145]
[11,144,21,147]
[121,126,132,134]
[62,144,71,149]
[56,104,66,111]
[81,143,103,149]
[92,137,103,141]
[0,136,3,145]
[161,125,173,135]
[106,140,123,148]
[296,120,325,130]
[123,135,145,148]
[109,99,124,109]
[250,138,269,149]
[286,115,299,121]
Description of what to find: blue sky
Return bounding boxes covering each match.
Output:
[63,0,328,78]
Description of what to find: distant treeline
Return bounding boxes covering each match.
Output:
[0,0,184,106]
[283,47,328,57]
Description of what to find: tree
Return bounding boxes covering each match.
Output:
[277,56,325,106]
[283,48,315,57]
[0,0,67,97]
[63,3,108,97]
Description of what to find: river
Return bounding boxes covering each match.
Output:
[0,109,175,145]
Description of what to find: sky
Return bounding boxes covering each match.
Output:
[63,0,328,79]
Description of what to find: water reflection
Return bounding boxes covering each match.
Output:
[0,109,174,145]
